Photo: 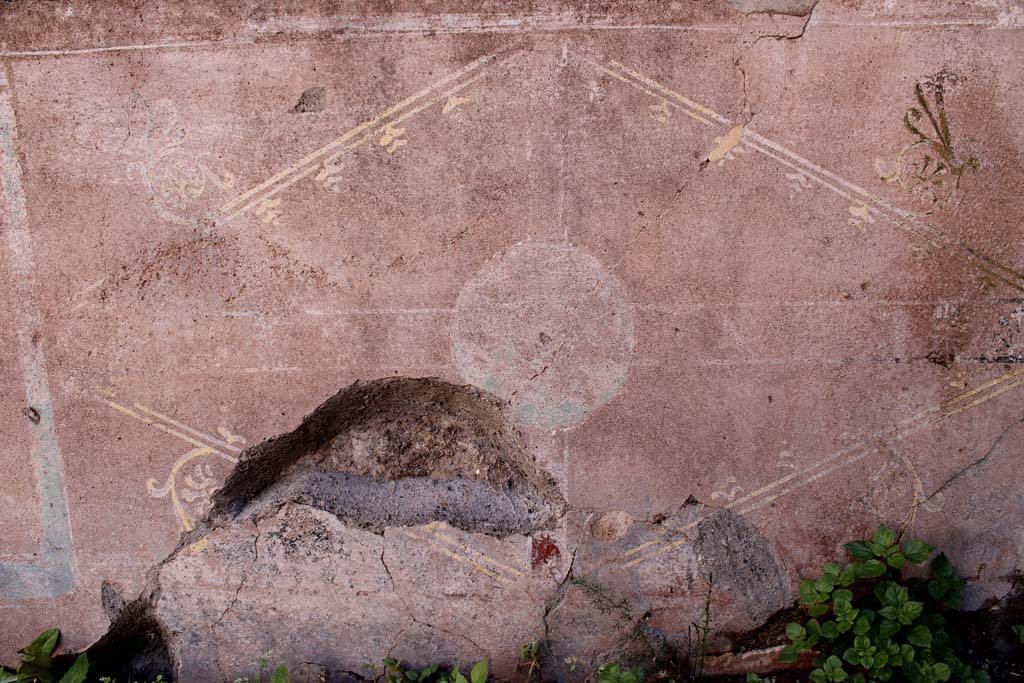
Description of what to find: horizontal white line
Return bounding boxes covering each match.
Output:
[0,39,240,58]
[631,299,1015,309]
[4,16,1016,60]
[303,307,454,316]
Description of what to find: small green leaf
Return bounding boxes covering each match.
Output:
[17,629,64,682]
[854,617,871,635]
[809,604,829,618]
[902,540,934,564]
[930,553,955,578]
[903,601,923,621]
[845,541,874,560]
[858,559,887,578]
[1013,624,1024,643]
[22,628,60,664]
[839,564,858,586]
[887,553,906,569]
[933,662,951,682]
[879,620,900,638]
[451,667,468,683]
[820,621,839,639]
[779,644,800,662]
[833,589,853,603]
[786,622,805,640]
[873,525,895,548]
[268,664,289,683]
[470,658,489,683]
[907,625,932,648]
[971,669,992,683]
[800,580,820,605]
[883,583,905,606]
[58,654,89,683]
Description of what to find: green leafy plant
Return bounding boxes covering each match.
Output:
[596,663,644,683]
[686,573,714,680]
[1012,625,1024,644]
[233,654,290,683]
[379,657,488,683]
[0,629,88,683]
[518,640,541,683]
[781,524,989,683]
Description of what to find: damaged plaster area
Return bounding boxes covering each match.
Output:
[86,380,799,682]
[95,378,569,682]
[543,503,792,677]
[695,510,791,625]
[207,377,565,536]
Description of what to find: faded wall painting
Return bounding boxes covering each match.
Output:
[2,0,1024,679]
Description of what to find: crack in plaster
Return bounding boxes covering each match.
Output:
[731,2,817,123]
[918,418,1022,506]
[211,526,260,630]
[542,513,592,647]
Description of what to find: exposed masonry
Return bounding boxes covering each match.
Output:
[87,581,175,682]
[64,377,1020,681]
[89,378,566,680]
[695,509,791,624]
[206,377,566,536]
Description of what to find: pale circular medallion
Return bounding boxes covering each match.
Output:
[452,242,635,429]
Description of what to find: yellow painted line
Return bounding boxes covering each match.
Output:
[623,538,663,557]
[606,58,731,125]
[939,376,1024,420]
[939,365,1024,409]
[590,49,1024,292]
[133,402,242,453]
[102,399,222,453]
[739,375,1024,514]
[401,530,514,585]
[222,71,488,222]
[576,55,713,128]
[426,525,524,578]
[724,366,1024,513]
[623,522,698,568]
[622,366,1024,567]
[219,51,498,214]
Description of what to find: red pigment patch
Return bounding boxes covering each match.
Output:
[531,534,561,570]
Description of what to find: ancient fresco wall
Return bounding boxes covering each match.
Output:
[2,0,1024,678]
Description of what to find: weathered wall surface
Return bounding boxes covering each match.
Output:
[2,0,1024,678]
